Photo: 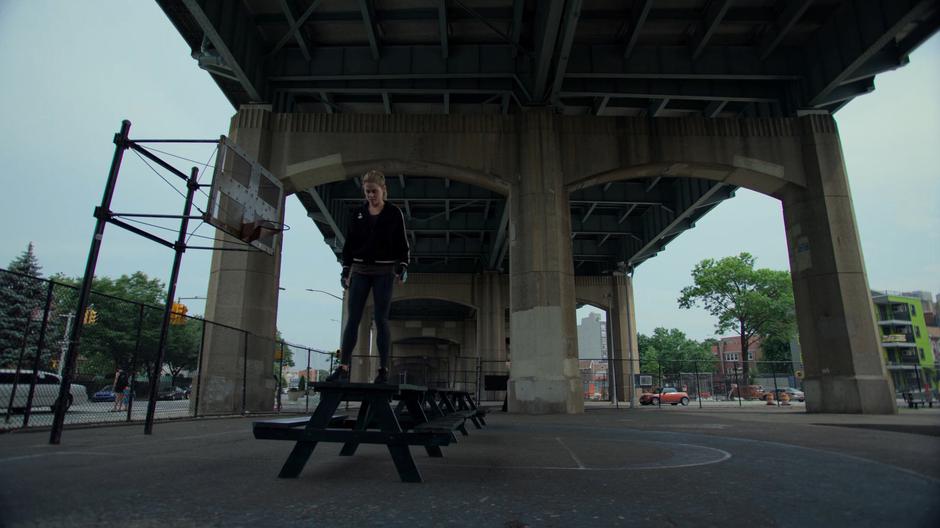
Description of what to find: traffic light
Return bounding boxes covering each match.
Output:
[83,307,98,325]
[170,303,188,325]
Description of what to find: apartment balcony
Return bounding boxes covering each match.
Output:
[881,333,916,347]
[877,318,913,326]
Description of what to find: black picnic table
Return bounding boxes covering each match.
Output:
[253,382,471,483]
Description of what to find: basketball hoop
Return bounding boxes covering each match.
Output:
[206,136,286,254]
[240,220,289,243]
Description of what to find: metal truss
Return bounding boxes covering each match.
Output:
[158,0,940,116]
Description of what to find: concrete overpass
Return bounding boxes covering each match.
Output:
[156,0,940,414]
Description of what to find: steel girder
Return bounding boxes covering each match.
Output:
[158,0,940,115]
[299,174,735,276]
[155,0,938,274]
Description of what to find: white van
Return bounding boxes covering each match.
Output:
[0,369,89,412]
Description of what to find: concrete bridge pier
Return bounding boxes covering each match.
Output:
[507,113,582,414]
[779,116,896,414]
[608,273,639,406]
[197,106,282,415]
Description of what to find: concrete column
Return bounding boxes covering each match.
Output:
[779,115,895,414]
[197,105,281,415]
[508,112,582,414]
[476,271,505,365]
[608,273,639,406]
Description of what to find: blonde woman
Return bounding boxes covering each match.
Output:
[326,170,409,384]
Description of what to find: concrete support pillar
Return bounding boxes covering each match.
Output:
[508,112,582,414]
[476,271,506,365]
[197,105,281,415]
[780,115,895,414]
[608,273,639,406]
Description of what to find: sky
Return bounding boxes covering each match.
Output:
[1,1,938,368]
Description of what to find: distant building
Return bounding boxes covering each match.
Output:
[871,293,936,393]
[577,312,607,360]
[710,336,763,380]
[579,359,608,400]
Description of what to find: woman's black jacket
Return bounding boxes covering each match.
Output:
[341,202,410,270]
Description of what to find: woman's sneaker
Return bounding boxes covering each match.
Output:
[373,368,389,384]
[325,365,349,383]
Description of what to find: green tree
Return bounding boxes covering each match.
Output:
[165,317,203,382]
[638,327,715,382]
[678,253,794,383]
[273,331,296,386]
[53,272,168,379]
[0,243,46,367]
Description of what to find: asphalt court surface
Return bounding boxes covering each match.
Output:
[1,406,938,527]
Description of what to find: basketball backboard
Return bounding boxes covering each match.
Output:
[205,136,284,255]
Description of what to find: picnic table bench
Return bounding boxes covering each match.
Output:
[903,392,933,409]
[428,388,487,429]
[253,382,469,483]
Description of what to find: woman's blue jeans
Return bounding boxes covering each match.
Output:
[339,272,394,370]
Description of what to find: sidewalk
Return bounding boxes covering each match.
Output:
[1,406,938,527]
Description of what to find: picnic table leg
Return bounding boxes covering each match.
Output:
[372,398,422,483]
[278,392,342,478]
[437,395,469,436]
[340,399,373,456]
[425,395,446,418]
[401,397,442,457]
[462,394,486,426]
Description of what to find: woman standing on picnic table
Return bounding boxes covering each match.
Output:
[325,169,409,384]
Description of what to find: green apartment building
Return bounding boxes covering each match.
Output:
[872,293,936,394]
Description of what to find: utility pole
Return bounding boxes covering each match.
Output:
[57,313,75,377]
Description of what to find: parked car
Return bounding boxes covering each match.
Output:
[92,385,117,402]
[157,386,188,401]
[0,369,88,412]
[639,387,690,406]
[777,387,805,402]
[728,384,766,400]
[92,385,135,403]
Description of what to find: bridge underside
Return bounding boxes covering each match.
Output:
[156,1,939,415]
[158,0,939,118]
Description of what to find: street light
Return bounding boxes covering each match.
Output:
[305,288,343,301]
[303,288,346,371]
[176,295,206,303]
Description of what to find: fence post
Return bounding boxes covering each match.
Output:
[4,315,33,424]
[695,360,703,409]
[242,330,248,415]
[193,319,207,418]
[733,367,742,407]
[125,304,145,422]
[24,280,56,428]
[305,348,311,413]
[657,362,663,408]
[772,361,780,407]
[275,340,285,413]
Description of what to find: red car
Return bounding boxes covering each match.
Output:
[639,387,690,406]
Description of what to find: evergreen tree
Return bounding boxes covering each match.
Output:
[0,243,45,367]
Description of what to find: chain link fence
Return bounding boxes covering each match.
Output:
[0,268,333,432]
